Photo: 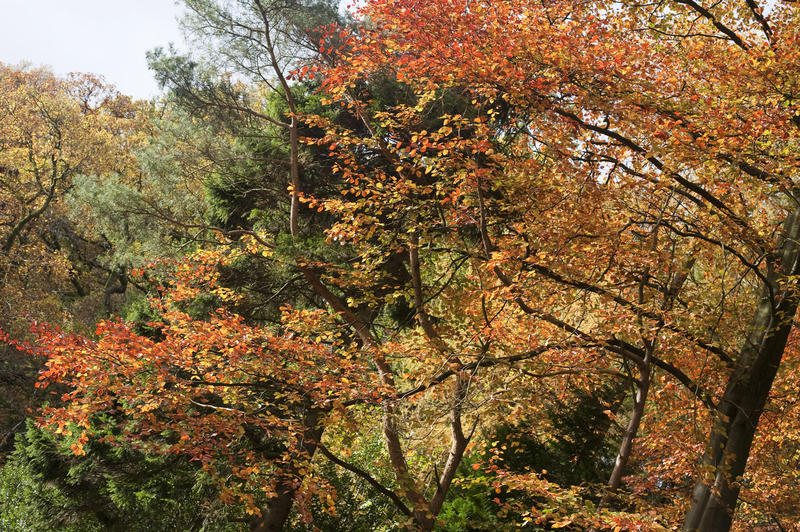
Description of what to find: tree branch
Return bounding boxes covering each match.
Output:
[672,0,749,49]
[317,443,412,516]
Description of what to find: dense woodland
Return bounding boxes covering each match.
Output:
[1,0,799,530]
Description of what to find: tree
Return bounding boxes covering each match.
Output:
[0,419,234,532]
[308,0,800,529]
[147,2,478,529]
[0,65,141,328]
[0,64,145,454]
[32,248,373,527]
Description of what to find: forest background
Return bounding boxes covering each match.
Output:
[1,0,799,531]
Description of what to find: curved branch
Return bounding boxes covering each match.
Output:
[554,108,757,247]
[317,443,412,516]
[523,261,734,366]
[672,0,749,49]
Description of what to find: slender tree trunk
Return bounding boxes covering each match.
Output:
[288,115,300,237]
[606,258,694,498]
[250,410,324,532]
[406,234,471,529]
[428,376,470,517]
[607,362,650,492]
[684,207,800,531]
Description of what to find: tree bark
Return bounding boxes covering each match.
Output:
[250,410,324,532]
[607,258,694,496]
[684,206,800,531]
[607,363,650,492]
[250,488,295,532]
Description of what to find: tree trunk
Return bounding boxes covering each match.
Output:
[607,258,693,498]
[607,363,650,492]
[250,410,324,532]
[684,207,800,531]
[251,488,295,532]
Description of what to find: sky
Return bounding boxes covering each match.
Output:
[0,0,188,100]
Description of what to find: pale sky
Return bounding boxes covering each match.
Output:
[0,0,188,99]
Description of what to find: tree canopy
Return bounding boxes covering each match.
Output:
[2,0,800,530]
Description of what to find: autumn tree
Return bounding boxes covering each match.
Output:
[147,2,476,529]
[306,0,800,530]
[0,64,146,454]
[0,65,141,328]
